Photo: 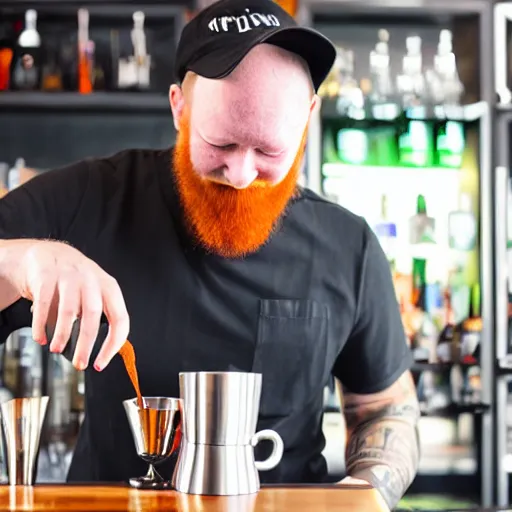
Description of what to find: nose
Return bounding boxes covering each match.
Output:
[223,150,258,189]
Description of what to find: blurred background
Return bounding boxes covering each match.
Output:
[0,0,510,509]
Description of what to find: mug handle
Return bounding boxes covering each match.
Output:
[251,429,284,471]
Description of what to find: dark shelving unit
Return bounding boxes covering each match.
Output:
[0,1,185,168]
[0,91,169,112]
[411,361,480,373]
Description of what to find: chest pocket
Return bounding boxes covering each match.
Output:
[251,299,330,418]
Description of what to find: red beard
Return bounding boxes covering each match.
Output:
[173,110,307,258]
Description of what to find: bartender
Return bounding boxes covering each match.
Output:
[0,0,420,509]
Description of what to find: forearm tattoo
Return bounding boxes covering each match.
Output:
[343,373,420,510]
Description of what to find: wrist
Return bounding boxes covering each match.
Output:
[0,238,41,301]
[349,465,402,511]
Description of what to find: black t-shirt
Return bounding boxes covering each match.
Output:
[0,148,412,484]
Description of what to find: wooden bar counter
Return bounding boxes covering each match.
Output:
[0,483,391,511]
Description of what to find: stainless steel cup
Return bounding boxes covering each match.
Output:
[1,397,49,486]
[172,371,284,495]
[123,396,183,490]
[180,371,264,446]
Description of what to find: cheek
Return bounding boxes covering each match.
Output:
[189,136,224,177]
[261,166,290,185]
[258,153,298,184]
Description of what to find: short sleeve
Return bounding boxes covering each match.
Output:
[332,226,413,394]
[0,161,91,342]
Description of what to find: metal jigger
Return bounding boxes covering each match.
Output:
[0,397,49,486]
[123,397,183,490]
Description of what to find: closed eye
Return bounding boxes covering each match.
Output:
[210,142,236,151]
[256,148,284,157]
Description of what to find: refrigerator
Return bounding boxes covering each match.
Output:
[301,0,494,506]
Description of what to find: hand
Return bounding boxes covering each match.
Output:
[11,240,130,371]
[338,476,391,512]
[337,476,371,487]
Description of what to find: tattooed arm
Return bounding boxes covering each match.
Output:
[341,369,420,510]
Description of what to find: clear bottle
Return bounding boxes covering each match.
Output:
[131,11,151,89]
[396,35,425,108]
[369,29,394,105]
[433,30,464,106]
[448,193,477,251]
[7,158,24,192]
[373,194,397,268]
[77,8,93,94]
[409,194,436,245]
[11,9,41,91]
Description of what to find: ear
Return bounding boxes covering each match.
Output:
[309,94,320,116]
[169,84,186,131]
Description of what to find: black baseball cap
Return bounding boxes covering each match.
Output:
[174,0,336,92]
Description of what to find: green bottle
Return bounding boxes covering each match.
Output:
[412,258,427,309]
[398,120,434,167]
[409,194,436,245]
[436,121,465,168]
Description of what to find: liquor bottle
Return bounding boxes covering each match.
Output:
[398,120,434,168]
[336,128,368,165]
[7,158,24,192]
[77,8,93,94]
[335,48,365,117]
[396,35,425,108]
[433,30,464,106]
[436,121,465,168]
[410,258,440,363]
[0,25,14,91]
[409,194,436,245]
[369,29,394,106]
[449,264,470,323]
[436,288,460,362]
[131,11,151,90]
[460,283,482,364]
[412,257,426,310]
[118,11,151,91]
[448,193,477,252]
[373,194,397,268]
[10,10,41,91]
[41,46,63,92]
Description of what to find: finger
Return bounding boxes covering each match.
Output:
[49,275,81,353]
[94,276,130,371]
[72,279,103,371]
[31,275,56,345]
[72,280,103,369]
